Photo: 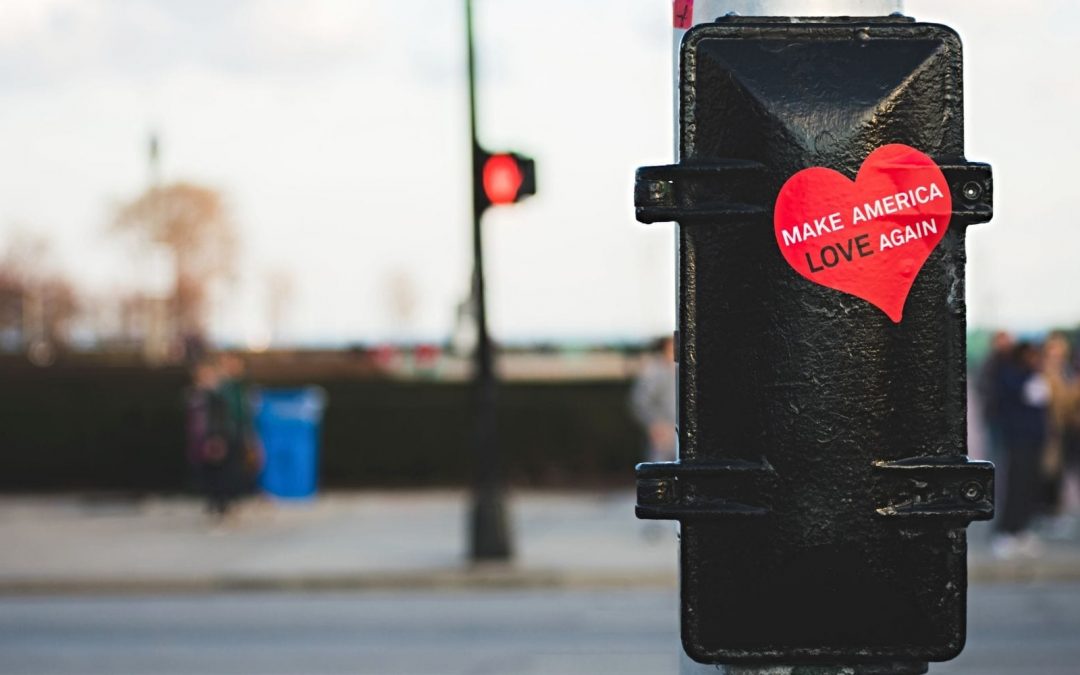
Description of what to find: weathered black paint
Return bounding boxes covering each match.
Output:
[634,16,994,669]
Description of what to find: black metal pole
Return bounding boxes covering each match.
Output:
[465,0,512,561]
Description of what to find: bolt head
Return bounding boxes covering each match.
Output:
[961,481,983,502]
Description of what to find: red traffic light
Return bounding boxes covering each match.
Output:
[482,154,524,205]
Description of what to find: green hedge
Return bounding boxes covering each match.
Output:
[0,363,644,491]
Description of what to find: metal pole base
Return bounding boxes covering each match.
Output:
[679,654,928,675]
[469,489,512,561]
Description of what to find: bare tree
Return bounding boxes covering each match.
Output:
[0,268,22,344]
[111,182,237,339]
[0,231,80,351]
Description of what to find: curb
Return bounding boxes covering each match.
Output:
[1,561,1079,595]
[0,568,680,596]
[969,559,1080,584]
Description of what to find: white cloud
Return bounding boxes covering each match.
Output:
[241,0,381,55]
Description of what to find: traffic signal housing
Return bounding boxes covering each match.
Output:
[474,147,535,214]
[633,15,994,668]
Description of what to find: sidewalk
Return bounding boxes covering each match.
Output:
[0,491,1077,593]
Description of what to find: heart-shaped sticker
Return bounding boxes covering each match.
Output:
[773,144,951,323]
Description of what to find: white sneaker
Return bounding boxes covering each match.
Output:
[1016,531,1044,558]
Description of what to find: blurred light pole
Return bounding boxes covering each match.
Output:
[464,0,511,561]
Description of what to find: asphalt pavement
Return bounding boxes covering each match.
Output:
[1,490,1079,593]
[1,585,1079,675]
[3,491,1079,674]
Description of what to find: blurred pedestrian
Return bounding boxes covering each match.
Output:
[631,336,677,463]
[218,352,262,494]
[185,358,243,520]
[1042,331,1080,538]
[992,342,1050,559]
[977,330,1013,468]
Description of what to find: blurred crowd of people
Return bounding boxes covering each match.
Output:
[185,353,262,520]
[977,330,1080,559]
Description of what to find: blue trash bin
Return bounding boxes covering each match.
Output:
[254,387,327,499]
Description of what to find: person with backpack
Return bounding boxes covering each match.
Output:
[186,358,243,520]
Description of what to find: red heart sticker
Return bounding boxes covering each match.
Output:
[773,144,951,323]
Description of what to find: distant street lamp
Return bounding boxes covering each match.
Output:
[463,0,535,561]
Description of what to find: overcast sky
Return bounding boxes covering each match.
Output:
[0,0,1076,346]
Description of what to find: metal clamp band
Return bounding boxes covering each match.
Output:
[634,158,993,226]
[872,455,994,522]
[635,458,776,520]
[634,160,768,224]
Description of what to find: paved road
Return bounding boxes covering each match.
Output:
[0,492,680,591]
[1,584,1078,675]
[3,494,1078,592]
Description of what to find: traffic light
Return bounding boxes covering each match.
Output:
[474,147,535,214]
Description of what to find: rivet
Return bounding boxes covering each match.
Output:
[961,481,983,502]
[962,181,982,201]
